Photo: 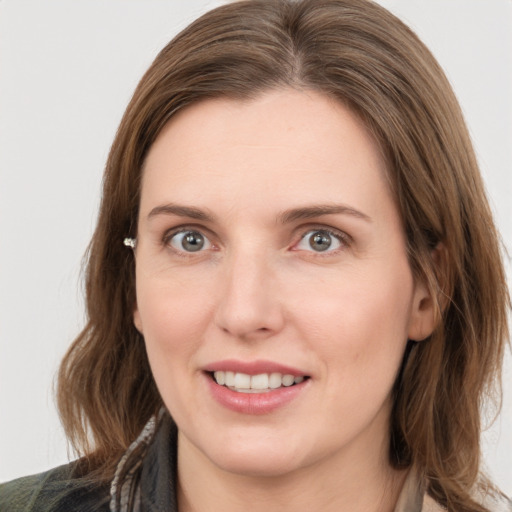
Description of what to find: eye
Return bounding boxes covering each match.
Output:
[167,230,212,253]
[295,229,346,253]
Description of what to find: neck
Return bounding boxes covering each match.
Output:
[176,431,408,512]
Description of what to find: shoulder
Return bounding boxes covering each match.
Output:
[0,462,110,512]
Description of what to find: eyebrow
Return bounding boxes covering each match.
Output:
[147,204,215,222]
[147,202,371,224]
[279,204,372,224]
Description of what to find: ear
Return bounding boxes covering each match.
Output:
[407,279,436,341]
[407,243,447,341]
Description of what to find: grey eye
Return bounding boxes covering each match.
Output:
[296,230,343,252]
[169,230,211,252]
[309,232,332,251]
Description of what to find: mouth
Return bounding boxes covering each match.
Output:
[208,371,310,393]
[204,361,311,414]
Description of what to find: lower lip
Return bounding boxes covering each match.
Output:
[205,374,309,415]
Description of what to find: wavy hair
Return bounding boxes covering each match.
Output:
[57,1,510,510]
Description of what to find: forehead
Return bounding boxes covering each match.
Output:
[139,89,393,220]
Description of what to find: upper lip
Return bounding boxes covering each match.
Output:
[203,359,309,377]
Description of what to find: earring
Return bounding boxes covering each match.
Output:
[123,238,137,249]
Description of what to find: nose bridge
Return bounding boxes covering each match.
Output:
[215,244,283,338]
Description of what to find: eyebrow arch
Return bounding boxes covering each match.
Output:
[147,203,371,225]
[147,204,216,222]
[279,204,372,224]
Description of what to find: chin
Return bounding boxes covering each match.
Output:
[210,449,303,479]
[186,427,308,478]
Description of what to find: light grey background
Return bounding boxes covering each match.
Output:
[1,0,511,494]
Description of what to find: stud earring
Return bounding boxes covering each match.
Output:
[123,238,137,249]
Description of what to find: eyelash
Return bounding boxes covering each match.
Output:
[162,226,215,257]
[294,226,351,255]
[161,224,351,256]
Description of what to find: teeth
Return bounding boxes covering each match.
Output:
[225,371,235,387]
[212,371,307,392]
[282,374,295,386]
[251,373,269,389]
[269,372,282,389]
[234,372,251,389]
[214,371,225,385]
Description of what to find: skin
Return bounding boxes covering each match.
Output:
[133,89,436,512]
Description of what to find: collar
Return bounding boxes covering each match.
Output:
[394,469,445,512]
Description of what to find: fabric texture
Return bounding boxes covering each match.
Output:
[0,463,110,512]
[1,411,510,512]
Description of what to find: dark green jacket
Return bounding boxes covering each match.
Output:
[0,412,178,511]
[0,463,110,511]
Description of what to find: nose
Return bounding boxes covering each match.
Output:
[214,249,285,340]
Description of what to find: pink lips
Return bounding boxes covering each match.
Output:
[204,359,307,376]
[203,359,310,415]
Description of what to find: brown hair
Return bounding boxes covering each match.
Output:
[57,1,510,510]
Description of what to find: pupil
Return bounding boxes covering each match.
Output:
[183,232,204,252]
[310,232,331,251]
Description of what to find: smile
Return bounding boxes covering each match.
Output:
[212,371,306,393]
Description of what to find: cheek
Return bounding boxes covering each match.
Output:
[135,273,215,372]
[291,263,413,378]
[134,274,220,424]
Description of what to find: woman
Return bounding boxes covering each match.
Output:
[1,0,510,511]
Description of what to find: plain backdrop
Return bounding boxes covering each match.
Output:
[1,0,511,494]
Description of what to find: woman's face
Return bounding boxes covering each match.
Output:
[134,89,434,477]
